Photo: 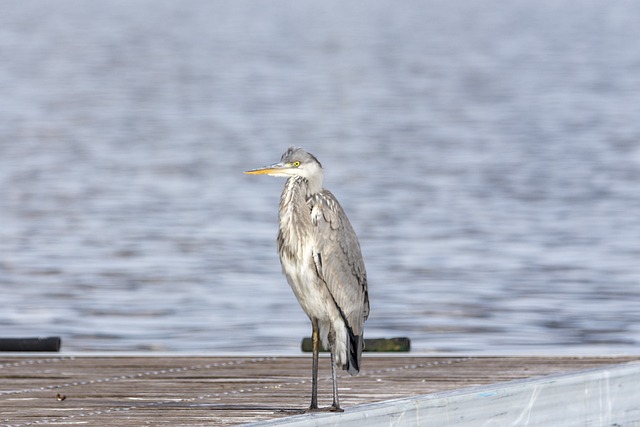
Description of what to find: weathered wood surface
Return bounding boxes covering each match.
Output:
[0,355,637,426]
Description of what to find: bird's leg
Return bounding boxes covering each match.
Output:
[329,350,343,412]
[309,321,319,411]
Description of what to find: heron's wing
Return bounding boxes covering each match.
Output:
[310,190,369,335]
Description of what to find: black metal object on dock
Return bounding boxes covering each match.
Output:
[301,337,411,353]
[0,337,61,352]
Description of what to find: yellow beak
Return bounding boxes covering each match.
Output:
[244,162,290,175]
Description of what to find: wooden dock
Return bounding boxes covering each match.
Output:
[1,355,639,426]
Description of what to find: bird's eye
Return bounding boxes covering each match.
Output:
[293,161,301,167]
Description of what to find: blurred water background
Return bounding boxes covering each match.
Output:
[1,0,639,354]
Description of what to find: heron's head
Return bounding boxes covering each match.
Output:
[245,147,324,192]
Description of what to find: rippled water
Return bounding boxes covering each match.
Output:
[1,0,640,354]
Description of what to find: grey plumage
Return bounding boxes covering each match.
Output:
[245,147,369,411]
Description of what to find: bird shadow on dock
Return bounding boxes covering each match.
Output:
[171,403,307,415]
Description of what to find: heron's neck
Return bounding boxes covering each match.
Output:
[278,177,314,252]
[289,174,322,198]
[279,176,317,228]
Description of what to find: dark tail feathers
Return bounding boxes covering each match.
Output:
[345,329,364,376]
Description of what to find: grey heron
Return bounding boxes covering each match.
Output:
[245,147,370,412]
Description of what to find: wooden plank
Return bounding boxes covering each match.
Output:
[0,355,638,426]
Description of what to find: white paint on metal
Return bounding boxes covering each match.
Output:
[245,361,640,427]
